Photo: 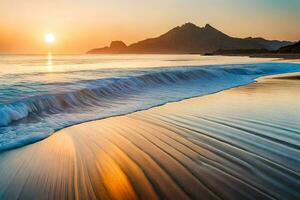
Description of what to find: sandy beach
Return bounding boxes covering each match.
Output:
[0,73,299,200]
[1,0,300,199]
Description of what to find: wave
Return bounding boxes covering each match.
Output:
[0,62,300,151]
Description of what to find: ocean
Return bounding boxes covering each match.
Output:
[0,54,299,151]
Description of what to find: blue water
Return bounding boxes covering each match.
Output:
[0,54,299,151]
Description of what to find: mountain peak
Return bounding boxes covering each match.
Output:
[205,24,212,28]
[178,23,216,31]
[110,41,127,49]
[203,24,219,32]
[180,22,199,29]
[88,22,292,54]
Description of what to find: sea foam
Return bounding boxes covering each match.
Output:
[0,62,299,151]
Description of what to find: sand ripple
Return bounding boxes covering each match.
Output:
[0,76,299,200]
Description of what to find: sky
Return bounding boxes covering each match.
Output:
[0,0,299,54]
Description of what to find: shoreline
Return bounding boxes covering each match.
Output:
[0,72,299,199]
[204,53,300,61]
[4,60,300,152]
[2,68,299,153]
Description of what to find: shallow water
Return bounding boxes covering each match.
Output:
[0,76,299,200]
[0,54,299,151]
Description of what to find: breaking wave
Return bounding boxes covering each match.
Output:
[0,62,299,151]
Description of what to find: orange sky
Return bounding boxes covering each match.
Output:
[1,0,299,54]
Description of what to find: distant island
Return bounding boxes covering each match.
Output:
[278,41,300,53]
[212,40,300,59]
[87,23,292,54]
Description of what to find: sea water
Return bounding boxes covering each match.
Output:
[0,54,299,151]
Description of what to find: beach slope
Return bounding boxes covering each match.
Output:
[0,75,299,200]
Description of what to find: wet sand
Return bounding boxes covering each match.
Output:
[0,74,299,200]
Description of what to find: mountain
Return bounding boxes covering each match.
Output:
[213,48,270,55]
[277,41,300,53]
[87,23,292,54]
[243,37,292,51]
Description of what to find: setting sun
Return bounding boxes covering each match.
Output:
[44,33,55,44]
[0,1,299,199]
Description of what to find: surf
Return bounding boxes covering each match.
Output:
[0,62,300,151]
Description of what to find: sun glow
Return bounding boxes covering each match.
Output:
[44,33,55,44]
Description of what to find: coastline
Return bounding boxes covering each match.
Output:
[249,53,300,60]
[207,53,300,61]
[3,60,300,152]
[0,73,299,199]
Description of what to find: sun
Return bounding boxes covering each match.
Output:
[44,33,55,44]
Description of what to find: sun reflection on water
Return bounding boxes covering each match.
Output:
[47,52,53,72]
